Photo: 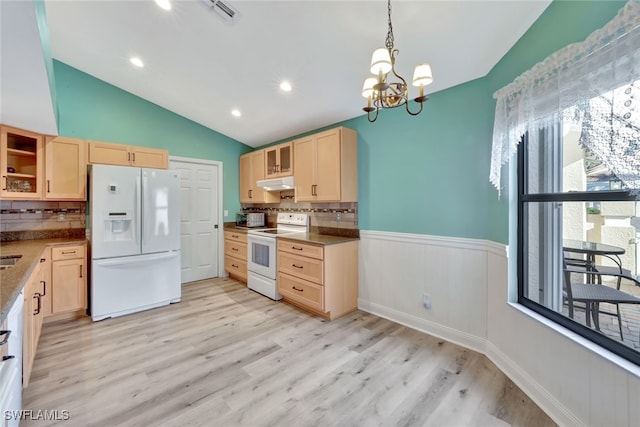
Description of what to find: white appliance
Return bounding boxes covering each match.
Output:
[256,176,295,191]
[247,213,309,300]
[0,292,23,427]
[90,164,181,321]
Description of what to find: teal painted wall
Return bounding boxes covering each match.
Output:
[53,60,252,218]
[344,78,494,239]
[262,0,627,243]
[51,1,626,243]
[484,0,627,242]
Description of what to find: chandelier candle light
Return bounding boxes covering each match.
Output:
[362,0,433,122]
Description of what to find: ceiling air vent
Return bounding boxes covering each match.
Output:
[200,0,240,24]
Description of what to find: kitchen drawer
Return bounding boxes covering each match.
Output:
[278,252,323,285]
[278,239,323,260]
[224,230,247,244]
[52,245,85,261]
[224,240,247,259]
[278,272,324,312]
[224,255,247,280]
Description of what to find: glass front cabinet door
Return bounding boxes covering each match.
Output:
[0,126,44,199]
[264,141,293,178]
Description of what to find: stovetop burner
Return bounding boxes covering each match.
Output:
[247,213,310,237]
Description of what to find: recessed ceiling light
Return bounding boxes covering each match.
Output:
[280,81,292,92]
[130,57,144,68]
[155,0,172,11]
[231,109,241,117]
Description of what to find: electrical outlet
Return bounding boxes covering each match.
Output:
[423,293,432,310]
[336,212,342,221]
[224,210,229,217]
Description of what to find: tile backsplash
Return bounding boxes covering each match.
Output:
[242,199,358,230]
[0,200,86,232]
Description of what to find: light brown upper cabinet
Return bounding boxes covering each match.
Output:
[88,141,168,169]
[264,141,293,178]
[294,127,357,202]
[45,136,87,200]
[0,125,44,199]
[239,150,279,204]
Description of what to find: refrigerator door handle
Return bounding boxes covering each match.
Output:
[135,174,142,250]
[141,173,148,250]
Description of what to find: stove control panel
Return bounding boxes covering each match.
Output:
[276,212,309,226]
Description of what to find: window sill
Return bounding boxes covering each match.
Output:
[508,301,640,377]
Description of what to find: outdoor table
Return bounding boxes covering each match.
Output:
[563,239,625,283]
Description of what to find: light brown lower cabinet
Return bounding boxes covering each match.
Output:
[22,243,87,388]
[224,230,248,282]
[50,245,87,315]
[23,259,45,388]
[277,239,358,320]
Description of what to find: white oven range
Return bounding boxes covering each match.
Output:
[247,213,309,300]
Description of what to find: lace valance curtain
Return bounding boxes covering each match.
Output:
[490,0,640,195]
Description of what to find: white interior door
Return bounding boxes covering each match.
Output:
[170,157,222,283]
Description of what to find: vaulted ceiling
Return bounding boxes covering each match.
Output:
[9,1,552,146]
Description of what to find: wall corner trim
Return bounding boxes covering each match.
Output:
[484,341,585,427]
[358,299,487,355]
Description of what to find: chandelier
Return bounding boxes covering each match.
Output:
[362,0,433,122]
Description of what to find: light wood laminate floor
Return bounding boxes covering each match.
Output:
[23,278,556,427]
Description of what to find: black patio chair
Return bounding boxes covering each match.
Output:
[563,257,640,342]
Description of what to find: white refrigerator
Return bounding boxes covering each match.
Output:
[90,164,181,321]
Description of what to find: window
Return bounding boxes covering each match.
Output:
[517,114,640,364]
[490,2,640,365]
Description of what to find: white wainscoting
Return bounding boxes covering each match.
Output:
[358,229,640,427]
[358,230,497,353]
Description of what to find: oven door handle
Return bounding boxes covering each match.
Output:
[247,234,277,245]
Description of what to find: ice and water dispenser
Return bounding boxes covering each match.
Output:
[104,211,134,241]
[102,183,135,242]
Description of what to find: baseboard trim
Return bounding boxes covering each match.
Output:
[358,229,580,427]
[484,341,585,427]
[359,297,580,427]
[357,299,487,355]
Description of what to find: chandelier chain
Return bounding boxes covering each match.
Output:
[385,0,394,50]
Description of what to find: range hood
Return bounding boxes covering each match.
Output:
[256,176,295,191]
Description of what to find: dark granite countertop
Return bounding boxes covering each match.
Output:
[277,232,359,246]
[0,238,87,323]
